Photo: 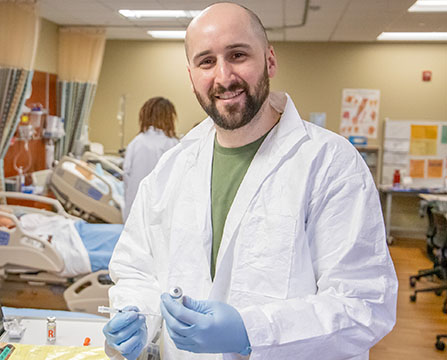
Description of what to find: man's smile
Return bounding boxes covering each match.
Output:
[215,89,244,101]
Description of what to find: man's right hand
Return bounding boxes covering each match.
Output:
[103,305,147,360]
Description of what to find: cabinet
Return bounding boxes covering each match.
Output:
[355,145,381,185]
[4,71,57,178]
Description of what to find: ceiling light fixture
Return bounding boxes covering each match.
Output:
[408,0,447,12]
[119,10,201,19]
[147,30,186,39]
[377,32,447,41]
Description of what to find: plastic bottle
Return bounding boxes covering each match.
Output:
[169,286,183,303]
[47,316,56,343]
[16,168,24,192]
[45,139,55,169]
[392,169,401,188]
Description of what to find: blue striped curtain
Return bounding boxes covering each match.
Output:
[0,1,39,193]
[55,27,105,160]
[0,67,33,192]
[55,81,97,159]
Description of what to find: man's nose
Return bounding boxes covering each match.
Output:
[214,59,234,87]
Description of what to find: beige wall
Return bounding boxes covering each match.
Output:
[26,18,447,237]
[41,32,446,237]
[90,40,447,151]
[34,18,58,74]
[272,42,447,146]
[90,40,206,150]
[268,42,446,237]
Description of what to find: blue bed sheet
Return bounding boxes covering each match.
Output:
[74,221,123,272]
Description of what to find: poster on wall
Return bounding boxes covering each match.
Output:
[339,88,380,139]
[382,119,447,187]
[410,124,437,156]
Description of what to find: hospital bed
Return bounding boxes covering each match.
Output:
[48,155,124,224]
[0,192,114,315]
[81,151,124,180]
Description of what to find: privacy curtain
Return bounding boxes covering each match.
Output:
[0,0,39,192]
[56,27,106,159]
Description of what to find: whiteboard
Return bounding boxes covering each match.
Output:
[382,118,447,188]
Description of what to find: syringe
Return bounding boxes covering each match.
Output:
[99,286,183,317]
[98,306,159,317]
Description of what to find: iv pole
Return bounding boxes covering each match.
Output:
[117,94,127,154]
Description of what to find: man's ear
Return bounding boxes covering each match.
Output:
[187,66,195,93]
[266,45,277,78]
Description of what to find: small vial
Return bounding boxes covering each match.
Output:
[169,286,183,303]
[47,316,56,343]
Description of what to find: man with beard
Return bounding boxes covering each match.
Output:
[103,3,398,360]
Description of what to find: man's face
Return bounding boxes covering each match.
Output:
[186,8,276,130]
[193,60,270,130]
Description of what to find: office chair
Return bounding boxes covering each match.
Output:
[409,201,447,351]
[436,334,447,351]
[409,203,447,314]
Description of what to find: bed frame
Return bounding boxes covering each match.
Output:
[81,151,124,179]
[49,156,123,224]
[0,192,111,315]
[63,269,112,314]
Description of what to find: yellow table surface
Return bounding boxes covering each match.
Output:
[1,342,108,359]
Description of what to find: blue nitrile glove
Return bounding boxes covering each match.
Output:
[103,305,148,360]
[160,293,251,355]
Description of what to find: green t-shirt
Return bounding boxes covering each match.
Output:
[211,132,269,279]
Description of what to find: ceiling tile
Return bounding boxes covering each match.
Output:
[36,0,447,41]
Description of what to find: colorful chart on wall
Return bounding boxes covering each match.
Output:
[382,119,447,187]
[339,88,380,139]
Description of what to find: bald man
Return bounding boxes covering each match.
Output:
[104,3,397,360]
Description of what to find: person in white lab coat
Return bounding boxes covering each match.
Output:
[122,97,178,221]
[103,3,398,360]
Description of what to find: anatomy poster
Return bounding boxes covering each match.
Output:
[339,89,380,138]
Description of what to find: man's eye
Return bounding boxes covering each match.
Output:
[199,58,214,67]
[233,53,246,59]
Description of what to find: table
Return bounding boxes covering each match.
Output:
[8,317,107,347]
[378,185,447,244]
[2,307,107,347]
[419,193,447,203]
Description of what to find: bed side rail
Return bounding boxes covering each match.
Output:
[53,156,115,204]
[81,151,124,177]
[0,210,64,272]
[64,270,112,314]
[49,156,123,223]
[0,191,70,217]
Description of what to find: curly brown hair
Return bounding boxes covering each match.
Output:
[139,97,177,138]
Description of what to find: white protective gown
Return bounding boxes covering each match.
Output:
[122,127,178,221]
[109,92,398,360]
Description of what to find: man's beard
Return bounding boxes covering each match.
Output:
[194,63,270,131]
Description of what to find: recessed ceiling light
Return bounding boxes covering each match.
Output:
[147,30,186,39]
[119,10,201,19]
[408,0,447,12]
[377,32,447,41]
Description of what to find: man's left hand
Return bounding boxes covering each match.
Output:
[160,293,251,355]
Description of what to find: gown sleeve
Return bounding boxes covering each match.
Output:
[108,176,164,341]
[238,159,398,360]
